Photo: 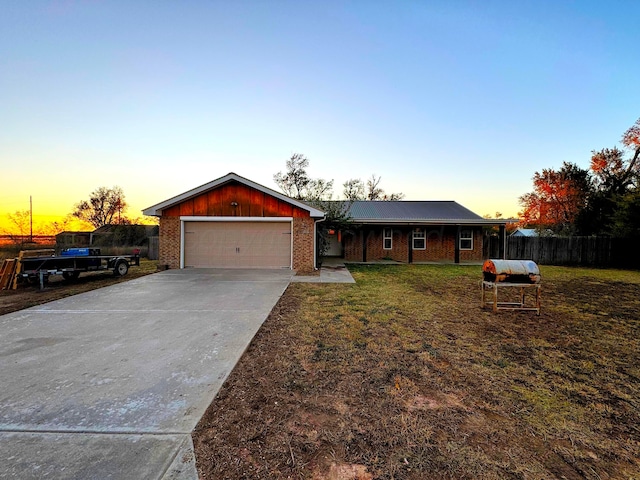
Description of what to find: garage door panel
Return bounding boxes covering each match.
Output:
[184,221,291,269]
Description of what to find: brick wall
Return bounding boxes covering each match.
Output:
[413,228,454,262]
[460,229,484,262]
[292,217,315,273]
[343,226,484,263]
[365,227,409,262]
[159,216,181,268]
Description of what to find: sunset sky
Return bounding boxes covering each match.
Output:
[1,1,638,233]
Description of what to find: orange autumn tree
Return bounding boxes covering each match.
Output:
[591,118,640,195]
[519,117,640,236]
[518,162,591,235]
[585,118,640,235]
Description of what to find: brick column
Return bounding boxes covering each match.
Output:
[292,217,315,273]
[159,216,181,269]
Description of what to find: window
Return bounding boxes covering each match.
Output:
[383,227,392,250]
[460,229,473,250]
[412,228,426,250]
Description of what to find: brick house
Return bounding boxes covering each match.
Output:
[327,201,508,263]
[142,173,325,273]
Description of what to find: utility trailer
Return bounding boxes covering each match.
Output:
[18,248,140,288]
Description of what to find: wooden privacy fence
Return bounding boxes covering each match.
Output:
[148,236,159,261]
[484,235,640,269]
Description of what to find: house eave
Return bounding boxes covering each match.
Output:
[350,218,512,226]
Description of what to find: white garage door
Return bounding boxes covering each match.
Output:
[183,221,292,268]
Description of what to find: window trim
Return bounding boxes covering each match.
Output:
[383,227,393,250]
[412,228,426,250]
[459,229,473,250]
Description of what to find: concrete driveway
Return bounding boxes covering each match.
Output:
[0,268,293,479]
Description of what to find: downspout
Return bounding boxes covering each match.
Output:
[180,220,185,269]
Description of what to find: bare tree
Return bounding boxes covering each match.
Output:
[72,186,129,228]
[343,178,365,201]
[366,174,404,201]
[6,211,30,236]
[1,210,33,246]
[366,175,384,200]
[274,153,334,201]
[342,175,404,201]
[273,154,313,200]
[40,215,74,235]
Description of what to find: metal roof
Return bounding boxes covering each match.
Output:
[344,201,509,225]
[511,228,538,237]
[142,172,325,218]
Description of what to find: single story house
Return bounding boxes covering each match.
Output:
[142,172,325,273]
[55,225,159,249]
[143,172,509,271]
[55,231,92,248]
[327,201,509,264]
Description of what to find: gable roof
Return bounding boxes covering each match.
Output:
[344,200,509,225]
[511,228,555,237]
[511,228,538,237]
[142,172,325,218]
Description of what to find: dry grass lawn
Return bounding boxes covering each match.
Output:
[194,264,640,479]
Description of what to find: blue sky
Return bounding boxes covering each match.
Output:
[1,1,638,229]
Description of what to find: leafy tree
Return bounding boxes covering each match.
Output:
[611,190,640,237]
[519,118,640,237]
[579,118,640,235]
[72,186,129,228]
[590,147,634,195]
[518,162,591,235]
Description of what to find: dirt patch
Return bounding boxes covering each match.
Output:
[193,265,640,479]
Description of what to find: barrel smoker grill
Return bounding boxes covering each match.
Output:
[481,259,541,314]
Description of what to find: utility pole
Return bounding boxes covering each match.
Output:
[30,195,33,243]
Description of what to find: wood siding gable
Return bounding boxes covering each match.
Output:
[163,181,309,218]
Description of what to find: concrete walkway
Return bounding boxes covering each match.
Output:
[0,269,293,479]
[292,258,356,284]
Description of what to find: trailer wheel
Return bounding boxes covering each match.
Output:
[62,271,80,281]
[114,260,129,276]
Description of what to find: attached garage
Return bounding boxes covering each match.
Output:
[183,219,292,269]
[142,173,325,273]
